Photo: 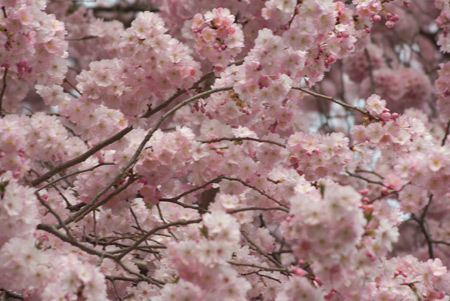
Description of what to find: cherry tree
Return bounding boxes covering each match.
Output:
[1,0,450,300]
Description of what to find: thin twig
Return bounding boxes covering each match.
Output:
[442,119,450,146]
[227,206,289,214]
[66,35,98,41]
[63,87,232,227]
[346,171,384,185]
[0,289,23,300]
[199,137,285,148]
[64,78,82,95]
[36,223,116,259]
[35,191,75,241]
[241,231,284,269]
[292,87,379,120]
[221,176,288,208]
[411,195,434,259]
[117,219,202,260]
[0,68,8,116]
[37,163,114,191]
[31,126,133,187]
[70,176,138,224]
[228,261,289,273]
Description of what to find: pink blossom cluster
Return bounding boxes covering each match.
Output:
[361,67,432,112]
[1,1,450,300]
[23,112,87,163]
[0,115,29,177]
[435,0,450,53]
[369,256,450,299]
[0,237,108,300]
[436,62,450,120]
[76,12,200,117]
[344,43,384,83]
[352,106,450,199]
[63,7,124,70]
[287,132,352,180]
[59,97,128,144]
[281,180,366,272]
[203,0,365,136]
[191,8,244,72]
[161,211,252,300]
[0,173,38,245]
[0,113,86,178]
[136,127,197,203]
[0,0,68,112]
[353,0,401,29]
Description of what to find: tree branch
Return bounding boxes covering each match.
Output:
[0,67,8,116]
[292,86,379,120]
[199,137,286,148]
[31,126,133,187]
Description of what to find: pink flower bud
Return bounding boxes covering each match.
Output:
[365,251,376,261]
[385,21,395,28]
[291,266,306,277]
[380,112,391,121]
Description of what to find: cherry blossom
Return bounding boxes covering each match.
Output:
[0,0,449,300]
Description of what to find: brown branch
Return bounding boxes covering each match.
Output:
[241,230,284,269]
[199,137,285,148]
[37,163,114,192]
[442,119,450,146]
[431,240,450,246]
[35,191,75,241]
[92,4,159,14]
[228,261,289,273]
[117,218,202,260]
[0,289,23,300]
[63,87,233,226]
[346,171,384,185]
[220,176,288,208]
[36,223,116,259]
[411,195,434,259]
[227,206,289,214]
[160,176,223,203]
[65,35,98,41]
[69,176,138,225]
[292,87,379,120]
[0,67,8,116]
[31,126,133,187]
[64,78,82,95]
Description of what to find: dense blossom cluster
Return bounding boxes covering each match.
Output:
[0,0,68,112]
[191,8,244,72]
[75,12,200,117]
[0,0,450,300]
